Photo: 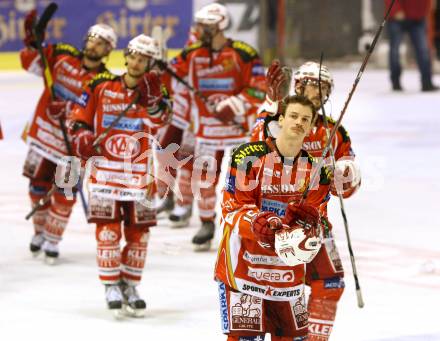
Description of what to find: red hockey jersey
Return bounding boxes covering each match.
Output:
[164,39,266,149]
[215,138,331,301]
[69,72,168,201]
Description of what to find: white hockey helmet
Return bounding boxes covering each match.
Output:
[87,24,118,49]
[294,61,334,94]
[126,34,161,60]
[274,224,322,266]
[194,3,230,31]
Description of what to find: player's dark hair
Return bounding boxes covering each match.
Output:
[279,95,317,121]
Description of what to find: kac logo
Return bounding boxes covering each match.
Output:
[105,134,140,159]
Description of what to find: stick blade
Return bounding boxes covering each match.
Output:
[35,2,58,35]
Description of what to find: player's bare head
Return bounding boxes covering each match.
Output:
[278,95,317,139]
[84,24,117,61]
[280,95,317,121]
[194,3,229,44]
[293,61,334,109]
[124,34,161,76]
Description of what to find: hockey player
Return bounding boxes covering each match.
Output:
[69,34,170,317]
[252,61,361,340]
[20,8,117,264]
[162,3,266,249]
[215,95,332,340]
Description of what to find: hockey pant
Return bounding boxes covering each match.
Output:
[24,149,76,244]
[193,144,224,222]
[218,282,308,340]
[91,200,155,285]
[305,228,345,341]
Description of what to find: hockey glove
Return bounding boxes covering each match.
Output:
[283,203,321,229]
[330,159,361,198]
[72,128,97,160]
[266,59,290,102]
[23,10,43,48]
[137,71,163,114]
[214,95,247,126]
[251,211,287,249]
[46,100,68,120]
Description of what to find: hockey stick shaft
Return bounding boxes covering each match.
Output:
[318,53,364,308]
[300,0,397,203]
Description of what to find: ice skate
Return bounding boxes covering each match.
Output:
[29,233,45,257]
[192,221,215,252]
[156,194,174,219]
[42,240,59,265]
[169,205,192,228]
[105,284,124,319]
[120,282,146,317]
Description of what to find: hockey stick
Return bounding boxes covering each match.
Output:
[20,3,58,143]
[26,3,89,219]
[299,0,397,205]
[34,2,58,91]
[318,53,364,308]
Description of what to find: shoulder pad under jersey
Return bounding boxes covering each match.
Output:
[231,141,269,172]
[325,116,350,143]
[231,40,258,62]
[325,116,336,126]
[87,71,118,90]
[303,150,331,186]
[319,165,332,185]
[54,43,81,58]
[337,125,350,143]
[180,41,203,60]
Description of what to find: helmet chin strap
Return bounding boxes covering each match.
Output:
[145,58,154,72]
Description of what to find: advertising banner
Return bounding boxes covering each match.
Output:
[0,0,193,52]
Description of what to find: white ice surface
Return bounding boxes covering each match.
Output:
[0,68,439,341]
